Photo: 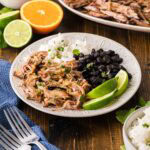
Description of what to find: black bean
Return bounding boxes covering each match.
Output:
[115,54,119,57]
[79,53,84,57]
[112,68,119,73]
[90,76,95,82]
[94,52,99,58]
[96,57,102,63]
[92,49,96,54]
[108,74,114,79]
[113,63,120,68]
[105,56,111,64]
[111,72,117,77]
[77,64,83,71]
[121,66,127,71]
[117,58,123,63]
[102,79,106,83]
[107,50,115,56]
[97,49,104,53]
[73,54,79,60]
[105,50,112,55]
[111,54,120,61]
[95,71,100,75]
[84,55,89,60]
[109,64,114,70]
[90,71,99,76]
[99,52,105,57]
[128,73,132,79]
[91,52,95,58]
[82,71,89,77]
[98,65,106,71]
[79,59,86,65]
[106,65,111,71]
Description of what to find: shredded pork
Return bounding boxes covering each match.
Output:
[64,0,150,27]
[14,51,90,110]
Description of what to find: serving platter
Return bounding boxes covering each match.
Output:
[59,0,150,33]
[10,33,141,117]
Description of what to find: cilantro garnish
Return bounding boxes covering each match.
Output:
[116,108,136,124]
[57,47,64,52]
[143,123,149,128]
[73,49,80,56]
[116,97,150,124]
[64,67,71,73]
[56,53,62,59]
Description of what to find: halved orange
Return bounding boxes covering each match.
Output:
[20,0,63,34]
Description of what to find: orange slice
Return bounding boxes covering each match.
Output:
[20,0,63,34]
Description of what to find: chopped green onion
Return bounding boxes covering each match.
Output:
[37,82,44,87]
[61,65,65,68]
[48,60,51,64]
[64,67,71,73]
[51,53,56,59]
[73,49,80,56]
[36,89,42,95]
[57,53,62,59]
[101,72,107,78]
[48,49,51,52]
[57,47,64,52]
[143,123,149,128]
[86,63,93,69]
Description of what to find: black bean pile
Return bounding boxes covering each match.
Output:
[74,49,132,88]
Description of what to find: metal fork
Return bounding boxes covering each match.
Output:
[0,124,31,150]
[4,107,47,150]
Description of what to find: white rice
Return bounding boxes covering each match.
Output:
[128,107,150,150]
[39,33,91,63]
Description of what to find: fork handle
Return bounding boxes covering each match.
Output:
[32,140,47,150]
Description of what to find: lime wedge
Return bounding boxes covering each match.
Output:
[87,78,117,99]
[115,69,129,97]
[0,11,20,29]
[83,89,117,110]
[4,20,32,48]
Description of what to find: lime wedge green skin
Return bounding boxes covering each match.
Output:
[4,19,32,48]
[0,11,20,29]
[83,89,117,110]
[87,78,117,99]
[115,70,129,97]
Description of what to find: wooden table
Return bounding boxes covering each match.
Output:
[1,4,150,150]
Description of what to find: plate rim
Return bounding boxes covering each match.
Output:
[58,0,150,33]
[10,32,142,117]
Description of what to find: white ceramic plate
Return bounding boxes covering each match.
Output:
[59,0,150,33]
[10,33,141,117]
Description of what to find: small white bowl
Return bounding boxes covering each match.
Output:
[123,106,150,150]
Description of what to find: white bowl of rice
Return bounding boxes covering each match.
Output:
[123,106,150,150]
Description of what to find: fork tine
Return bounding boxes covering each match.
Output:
[0,125,22,146]
[4,109,24,139]
[0,130,20,149]
[0,134,18,150]
[10,107,30,136]
[13,107,35,135]
[0,139,12,150]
